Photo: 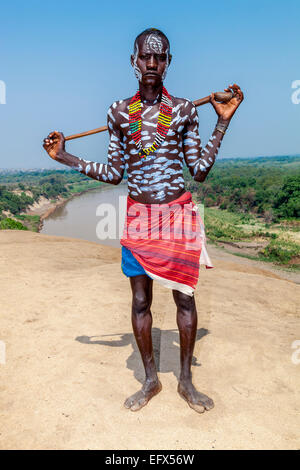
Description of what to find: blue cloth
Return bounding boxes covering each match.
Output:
[121,246,151,278]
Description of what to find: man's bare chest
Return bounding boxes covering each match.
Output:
[120,101,189,147]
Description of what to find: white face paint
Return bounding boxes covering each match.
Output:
[144,33,163,54]
[162,46,169,81]
[145,34,169,81]
[133,43,142,81]
[133,33,170,82]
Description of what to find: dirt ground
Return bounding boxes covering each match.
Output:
[0,230,299,450]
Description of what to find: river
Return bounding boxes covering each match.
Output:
[41,184,128,247]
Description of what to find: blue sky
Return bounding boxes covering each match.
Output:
[0,0,299,169]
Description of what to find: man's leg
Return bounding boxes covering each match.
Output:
[124,274,162,411]
[173,289,214,413]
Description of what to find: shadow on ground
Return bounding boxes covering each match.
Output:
[76,327,209,384]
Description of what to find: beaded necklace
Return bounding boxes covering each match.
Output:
[129,86,172,158]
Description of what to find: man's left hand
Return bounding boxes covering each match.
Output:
[210,83,244,121]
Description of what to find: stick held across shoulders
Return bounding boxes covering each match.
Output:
[64,91,234,141]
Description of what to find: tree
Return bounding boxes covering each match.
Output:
[274,175,300,218]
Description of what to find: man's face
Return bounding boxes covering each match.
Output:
[131,33,171,85]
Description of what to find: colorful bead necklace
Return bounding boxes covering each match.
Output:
[129,86,173,158]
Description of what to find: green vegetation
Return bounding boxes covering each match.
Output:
[184,155,300,222]
[273,175,300,219]
[0,168,104,231]
[15,214,41,232]
[0,186,34,215]
[259,238,300,264]
[185,155,300,267]
[200,206,299,266]
[0,217,28,230]
[202,207,256,242]
[67,180,100,194]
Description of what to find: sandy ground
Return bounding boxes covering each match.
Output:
[0,230,299,450]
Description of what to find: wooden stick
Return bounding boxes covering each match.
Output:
[66,125,108,141]
[65,91,233,141]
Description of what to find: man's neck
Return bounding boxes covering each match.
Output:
[138,82,163,103]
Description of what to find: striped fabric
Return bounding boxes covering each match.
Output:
[120,191,213,296]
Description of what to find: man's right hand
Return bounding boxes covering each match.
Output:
[43,131,65,160]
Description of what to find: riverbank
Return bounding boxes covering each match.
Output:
[0,230,299,450]
[24,188,98,232]
[23,182,124,232]
[195,204,300,273]
[0,169,120,232]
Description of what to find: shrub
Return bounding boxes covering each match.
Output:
[0,217,28,230]
[259,239,300,264]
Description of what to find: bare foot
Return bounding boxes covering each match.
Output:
[124,378,162,412]
[178,379,214,414]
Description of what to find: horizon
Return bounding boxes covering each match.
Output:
[1,152,300,173]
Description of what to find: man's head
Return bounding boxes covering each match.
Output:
[130,28,172,86]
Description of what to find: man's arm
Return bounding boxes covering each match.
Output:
[183,101,230,182]
[43,103,125,185]
[183,84,244,182]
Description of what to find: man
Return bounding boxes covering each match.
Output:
[43,28,243,413]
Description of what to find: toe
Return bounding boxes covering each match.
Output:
[204,398,214,410]
[199,394,214,410]
[189,402,205,414]
[130,397,147,412]
[124,397,134,409]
